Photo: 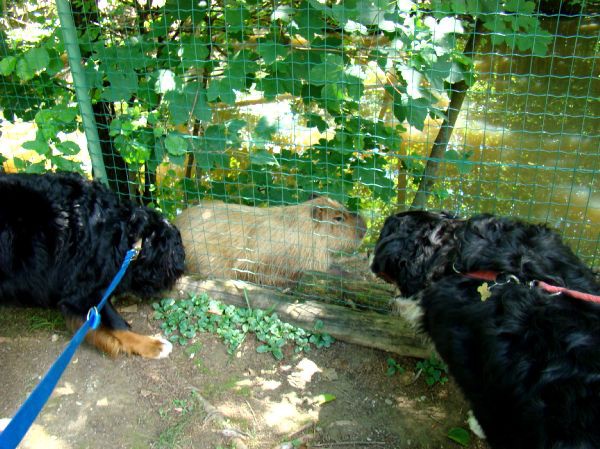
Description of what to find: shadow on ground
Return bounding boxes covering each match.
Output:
[0,301,489,449]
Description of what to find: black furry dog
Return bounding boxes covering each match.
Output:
[0,172,185,358]
[372,211,600,449]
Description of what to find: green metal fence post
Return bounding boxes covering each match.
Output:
[55,0,108,185]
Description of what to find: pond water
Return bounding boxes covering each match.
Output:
[409,15,599,268]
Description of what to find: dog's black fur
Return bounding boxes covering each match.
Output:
[372,211,600,449]
[0,172,185,357]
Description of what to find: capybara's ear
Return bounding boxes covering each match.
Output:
[311,202,332,222]
[308,192,321,200]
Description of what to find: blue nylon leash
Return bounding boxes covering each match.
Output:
[0,244,140,449]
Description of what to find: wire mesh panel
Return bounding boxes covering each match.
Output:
[0,0,598,300]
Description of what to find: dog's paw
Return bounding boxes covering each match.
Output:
[87,328,174,359]
[467,410,486,439]
[152,335,173,359]
[126,333,173,359]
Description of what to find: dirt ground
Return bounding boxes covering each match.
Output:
[0,300,490,449]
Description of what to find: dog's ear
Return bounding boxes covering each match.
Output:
[126,209,185,296]
[371,211,461,296]
[126,208,150,243]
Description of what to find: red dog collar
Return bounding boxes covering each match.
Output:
[464,271,600,304]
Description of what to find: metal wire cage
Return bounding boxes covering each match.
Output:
[0,0,598,304]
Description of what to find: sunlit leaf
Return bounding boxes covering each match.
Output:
[314,393,336,404]
[24,47,49,72]
[22,140,50,156]
[164,133,188,156]
[250,150,279,166]
[15,58,34,81]
[0,56,17,76]
[56,141,81,156]
[155,69,177,94]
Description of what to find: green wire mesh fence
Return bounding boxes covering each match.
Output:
[0,1,598,306]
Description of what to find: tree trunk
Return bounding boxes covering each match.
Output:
[410,21,484,210]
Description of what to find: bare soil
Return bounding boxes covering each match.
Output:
[0,300,490,449]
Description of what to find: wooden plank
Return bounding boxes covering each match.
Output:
[295,270,396,311]
[172,275,432,359]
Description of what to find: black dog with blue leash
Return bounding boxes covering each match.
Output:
[0,172,185,358]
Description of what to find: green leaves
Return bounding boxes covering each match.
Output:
[416,355,449,386]
[153,293,335,360]
[294,0,327,40]
[0,56,17,76]
[444,149,473,175]
[223,2,250,33]
[3,47,52,81]
[164,133,188,157]
[2,0,552,215]
[56,141,82,156]
[165,85,212,124]
[256,39,288,65]
[309,54,345,86]
[386,357,405,376]
[207,79,236,105]
[22,140,51,156]
[447,427,470,447]
[480,0,550,55]
[103,70,138,102]
[24,47,50,73]
[405,97,434,131]
[16,58,35,81]
[19,105,84,173]
[314,393,336,404]
[179,36,209,69]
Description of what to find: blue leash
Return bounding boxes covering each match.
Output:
[0,244,141,449]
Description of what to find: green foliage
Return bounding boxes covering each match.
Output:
[0,0,550,209]
[386,357,405,376]
[14,105,86,174]
[28,310,65,332]
[447,427,471,447]
[416,355,449,386]
[155,391,201,449]
[153,293,334,360]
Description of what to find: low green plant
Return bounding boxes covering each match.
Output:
[24,309,64,332]
[386,357,405,376]
[155,391,200,448]
[416,355,449,386]
[153,293,334,360]
[447,427,471,447]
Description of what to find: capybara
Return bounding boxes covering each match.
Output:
[174,196,367,286]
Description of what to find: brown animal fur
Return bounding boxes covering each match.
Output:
[66,318,171,358]
[174,196,367,286]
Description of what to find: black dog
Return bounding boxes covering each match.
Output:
[0,172,185,358]
[372,211,600,449]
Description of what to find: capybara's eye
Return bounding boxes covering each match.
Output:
[333,215,344,222]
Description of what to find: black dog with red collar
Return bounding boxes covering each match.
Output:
[372,211,600,449]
